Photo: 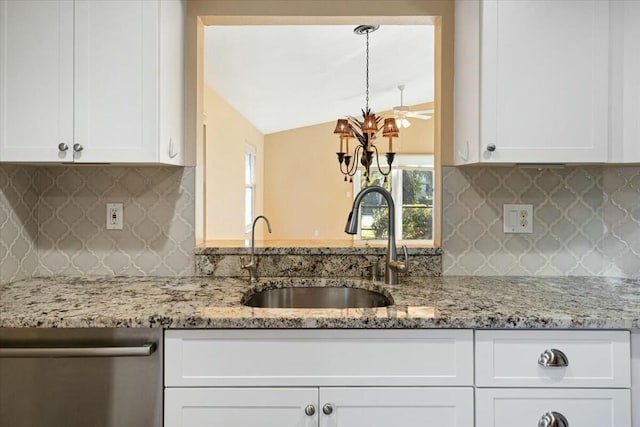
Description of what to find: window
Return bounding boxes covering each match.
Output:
[244,147,256,232]
[355,155,434,242]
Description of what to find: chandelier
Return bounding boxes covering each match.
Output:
[333,25,399,183]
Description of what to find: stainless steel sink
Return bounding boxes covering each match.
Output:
[243,286,392,309]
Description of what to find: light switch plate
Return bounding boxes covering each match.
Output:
[503,204,533,233]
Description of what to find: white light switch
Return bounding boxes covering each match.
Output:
[503,204,533,233]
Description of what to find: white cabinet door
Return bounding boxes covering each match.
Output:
[476,388,631,427]
[164,388,318,427]
[73,0,158,163]
[480,0,609,163]
[318,387,473,427]
[0,0,74,162]
[610,0,640,163]
[158,0,185,165]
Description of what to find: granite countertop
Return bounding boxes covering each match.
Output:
[1,276,639,329]
[195,241,442,255]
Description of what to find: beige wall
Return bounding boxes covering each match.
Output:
[264,121,354,242]
[263,106,434,241]
[203,84,265,240]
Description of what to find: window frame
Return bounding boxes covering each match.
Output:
[353,154,435,243]
[244,144,256,234]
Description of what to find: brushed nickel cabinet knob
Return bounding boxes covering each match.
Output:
[304,405,316,416]
[538,411,569,427]
[58,143,69,152]
[73,143,83,153]
[538,348,569,367]
[486,144,496,152]
[322,403,334,415]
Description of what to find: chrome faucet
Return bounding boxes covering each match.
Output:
[241,215,272,282]
[345,186,408,285]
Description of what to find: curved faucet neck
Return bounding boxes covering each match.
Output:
[251,215,272,263]
[350,186,397,274]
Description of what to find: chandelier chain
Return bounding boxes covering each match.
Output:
[366,30,369,111]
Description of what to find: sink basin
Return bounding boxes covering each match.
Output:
[243,286,392,309]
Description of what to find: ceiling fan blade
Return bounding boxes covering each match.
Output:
[407,113,432,120]
[410,109,434,115]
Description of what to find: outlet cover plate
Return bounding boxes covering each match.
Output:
[503,204,533,234]
[106,203,123,230]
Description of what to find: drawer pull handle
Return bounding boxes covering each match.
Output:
[538,411,569,427]
[304,405,316,416]
[538,349,569,367]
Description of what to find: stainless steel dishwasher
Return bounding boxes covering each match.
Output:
[0,328,162,427]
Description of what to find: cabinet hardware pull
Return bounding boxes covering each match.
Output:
[304,405,316,416]
[486,144,496,152]
[58,143,69,152]
[0,343,155,358]
[538,348,569,367]
[73,143,84,153]
[538,411,569,427]
[322,403,334,415]
[169,138,178,158]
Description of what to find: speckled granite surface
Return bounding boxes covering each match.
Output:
[1,276,639,329]
[195,245,442,256]
[194,244,442,277]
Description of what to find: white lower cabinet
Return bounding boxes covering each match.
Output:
[163,330,475,427]
[164,329,633,427]
[476,388,631,427]
[164,388,318,427]
[318,387,473,427]
[164,387,474,427]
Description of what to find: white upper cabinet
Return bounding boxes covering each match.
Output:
[0,0,74,162]
[454,0,610,164]
[609,0,640,163]
[0,0,184,164]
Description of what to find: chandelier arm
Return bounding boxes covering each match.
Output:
[372,144,392,176]
[347,144,364,177]
[339,144,362,177]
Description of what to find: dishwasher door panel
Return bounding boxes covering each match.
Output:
[0,328,162,427]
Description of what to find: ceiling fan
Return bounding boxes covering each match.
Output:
[393,85,433,128]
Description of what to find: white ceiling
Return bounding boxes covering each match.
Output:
[204,25,435,135]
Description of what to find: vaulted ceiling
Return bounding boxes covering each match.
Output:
[204,25,434,134]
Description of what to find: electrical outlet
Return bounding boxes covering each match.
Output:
[503,204,533,233]
[106,203,123,230]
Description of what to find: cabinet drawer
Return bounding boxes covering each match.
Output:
[476,388,631,427]
[476,330,630,387]
[165,330,473,387]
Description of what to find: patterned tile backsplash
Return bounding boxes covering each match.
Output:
[0,165,39,283]
[1,164,639,282]
[442,166,640,278]
[603,168,640,278]
[36,166,195,277]
[0,165,195,283]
